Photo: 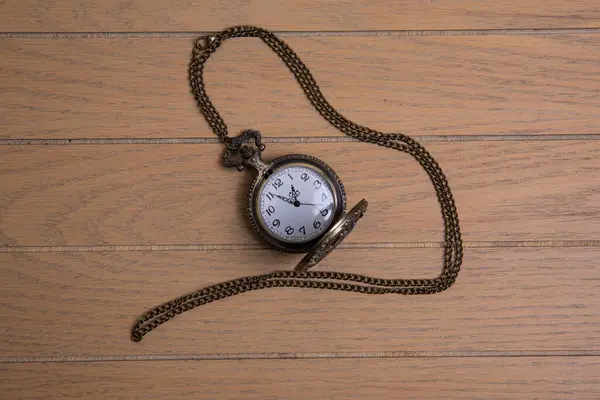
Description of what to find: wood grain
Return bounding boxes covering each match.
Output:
[2,247,600,356]
[1,141,599,247]
[3,357,600,399]
[2,1,600,32]
[2,1,599,399]
[2,35,599,139]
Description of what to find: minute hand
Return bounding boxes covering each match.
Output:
[298,201,320,206]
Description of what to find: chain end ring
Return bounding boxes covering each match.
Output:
[195,35,217,51]
[131,331,143,342]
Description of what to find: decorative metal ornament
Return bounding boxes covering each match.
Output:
[130,26,463,343]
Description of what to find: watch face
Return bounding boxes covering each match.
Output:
[257,164,336,243]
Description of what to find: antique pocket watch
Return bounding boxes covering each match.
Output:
[130,25,462,342]
[222,129,368,272]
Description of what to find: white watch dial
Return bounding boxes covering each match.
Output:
[258,165,336,243]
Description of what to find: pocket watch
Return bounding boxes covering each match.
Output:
[130,25,463,342]
[222,129,368,271]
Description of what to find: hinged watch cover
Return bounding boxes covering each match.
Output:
[295,199,368,272]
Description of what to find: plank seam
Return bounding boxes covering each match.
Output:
[2,351,600,364]
[1,28,600,38]
[1,241,599,253]
[2,134,600,146]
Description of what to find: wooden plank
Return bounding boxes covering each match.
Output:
[2,359,600,399]
[2,358,600,399]
[2,35,599,139]
[1,141,599,247]
[2,1,600,32]
[1,247,599,356]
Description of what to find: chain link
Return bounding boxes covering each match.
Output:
[131,25,463,342]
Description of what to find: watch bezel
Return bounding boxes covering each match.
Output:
[247,154,347,253]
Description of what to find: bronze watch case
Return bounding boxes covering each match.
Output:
[224,130,368,271]
[247,153,347,253]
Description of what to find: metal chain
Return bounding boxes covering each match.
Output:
[131,25,463,342]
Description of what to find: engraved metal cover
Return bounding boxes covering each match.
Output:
[295,199,368,272]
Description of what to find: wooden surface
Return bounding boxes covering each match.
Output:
[2,36,600,139]
[2,142,599,246]
[2,1,600,399]
[3,358,600,399]
[2,1,600,31]
[2,248,600,357]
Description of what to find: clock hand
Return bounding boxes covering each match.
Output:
[273,194,295,204]
[290,185,300,200]
[297,195,324,207]
[283,185,302,207]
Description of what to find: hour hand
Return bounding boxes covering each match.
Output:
[274,194,295,204]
